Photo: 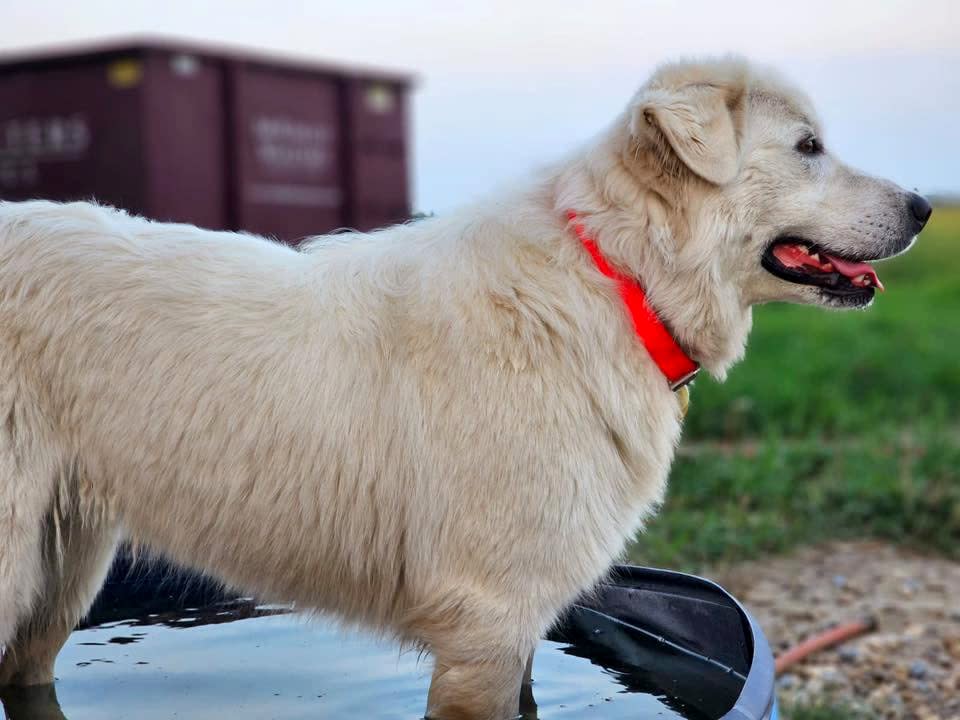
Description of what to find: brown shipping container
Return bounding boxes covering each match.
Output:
[0,39,413,243]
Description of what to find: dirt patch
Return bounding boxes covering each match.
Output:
[714,541,960,720]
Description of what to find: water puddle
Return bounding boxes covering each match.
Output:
[2,602,709,719]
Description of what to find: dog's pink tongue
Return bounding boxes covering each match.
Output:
[821,252,885,292]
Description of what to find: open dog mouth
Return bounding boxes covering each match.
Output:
[761,238,884,299]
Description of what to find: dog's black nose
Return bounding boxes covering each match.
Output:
[908,193,932,229]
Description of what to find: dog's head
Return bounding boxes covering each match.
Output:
[623,58,931,311]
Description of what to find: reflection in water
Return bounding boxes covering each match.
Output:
[2,602,702,720]
[1,683,66,720]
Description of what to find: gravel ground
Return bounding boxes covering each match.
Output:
[715,541,960,720]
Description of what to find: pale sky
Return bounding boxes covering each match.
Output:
[3,0,958,212]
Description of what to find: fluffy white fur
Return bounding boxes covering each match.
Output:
[0,58,922,719]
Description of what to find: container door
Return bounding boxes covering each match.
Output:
[228,64,343,244]
[343,78,410,232]
[0,56,147,213]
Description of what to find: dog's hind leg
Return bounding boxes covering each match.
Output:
[0,478,118,687]
[0,446,58,667]
[519,651,537,719]
[0,375,119,686]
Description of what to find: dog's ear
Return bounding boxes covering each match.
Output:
[632,83,744,185]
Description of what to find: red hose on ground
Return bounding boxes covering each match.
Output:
[774,617,877,674]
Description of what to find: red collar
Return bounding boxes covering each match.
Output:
[567,211,699,390]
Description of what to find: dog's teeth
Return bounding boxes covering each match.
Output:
[810,253,821,262]
[822,263,834,271]
[797,245,810,254]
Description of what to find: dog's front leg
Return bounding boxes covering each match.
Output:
[426,649,527,720]
[427,652,537,720]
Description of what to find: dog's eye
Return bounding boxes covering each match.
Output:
[796,136,823,156]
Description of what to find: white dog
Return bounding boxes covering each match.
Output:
[0,58,929,719]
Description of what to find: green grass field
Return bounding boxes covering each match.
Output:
[628,207,960,570]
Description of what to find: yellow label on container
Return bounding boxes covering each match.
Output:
[365,84,395,114]
[107,59,143,89]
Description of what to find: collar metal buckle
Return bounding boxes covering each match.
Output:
[669,367,700,392]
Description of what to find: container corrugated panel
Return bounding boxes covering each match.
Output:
[344,77,410,231]
[0,39,413,243]
[228,63,343,242]
[0,51,149,214]
[140,49,228,230]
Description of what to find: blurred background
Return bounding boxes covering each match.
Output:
[0,2,957,719]
[2,0,958,212]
